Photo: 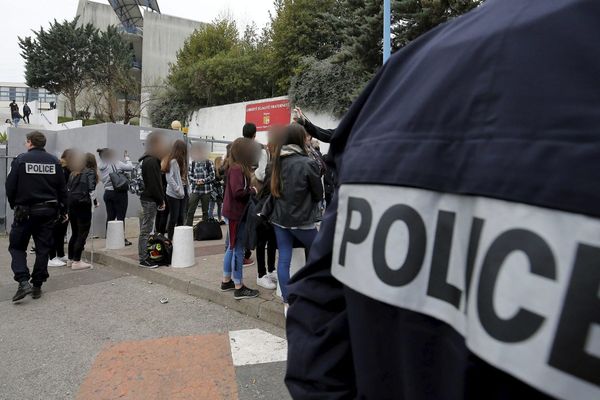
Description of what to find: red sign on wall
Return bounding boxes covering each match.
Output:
[245,99,291,132]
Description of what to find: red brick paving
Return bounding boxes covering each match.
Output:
[77,334,238,400]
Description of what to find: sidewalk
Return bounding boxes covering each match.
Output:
[84,227,287,328]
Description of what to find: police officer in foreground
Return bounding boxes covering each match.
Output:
[286,1,600,399]
[6,131,66,302]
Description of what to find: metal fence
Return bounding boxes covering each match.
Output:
[0,146,12,233]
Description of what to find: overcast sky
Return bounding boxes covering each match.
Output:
[0,0,275,83]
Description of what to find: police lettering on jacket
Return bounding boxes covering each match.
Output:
[332,184,599,400]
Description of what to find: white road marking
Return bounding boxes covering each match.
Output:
[229,328,288,366]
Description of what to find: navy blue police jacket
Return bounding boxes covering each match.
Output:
[6,147,67,211]
[285,1,600,399]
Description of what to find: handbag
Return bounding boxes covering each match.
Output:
[109,164,130,193]
[193,218,223,241]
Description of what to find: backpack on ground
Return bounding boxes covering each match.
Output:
[193,219,223,241]
[146,233,172,266]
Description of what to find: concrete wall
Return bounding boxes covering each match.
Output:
[76,0,121,30]
[4,124,183,236]
[140,12,204,127]
[188,96,340,154]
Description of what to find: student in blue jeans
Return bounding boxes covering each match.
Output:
[220,138,259,300]
[269,124,323,314]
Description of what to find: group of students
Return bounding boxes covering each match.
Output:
[136,133,225,267]
[42,121,327,312]
[219,122,325,312]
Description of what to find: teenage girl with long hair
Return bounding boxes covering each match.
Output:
[269,124,323,313]
[220,138,259,300]
[162,139,188,240]
[67,152,99,270]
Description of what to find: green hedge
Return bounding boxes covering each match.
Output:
[58,116,99,126]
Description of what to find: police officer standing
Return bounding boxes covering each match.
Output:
[6,131,67,302]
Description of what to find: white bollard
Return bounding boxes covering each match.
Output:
[277,248,306,299]
[171,226,195,268]
[106,220,125,250]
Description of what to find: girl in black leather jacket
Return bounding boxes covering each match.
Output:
[270,124,323,313]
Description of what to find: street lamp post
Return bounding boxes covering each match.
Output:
[383,0,391,63]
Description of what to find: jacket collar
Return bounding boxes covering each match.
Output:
[280,144,305,157]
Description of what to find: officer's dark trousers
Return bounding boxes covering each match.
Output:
[68,203,92,262]
[9,209,56,286]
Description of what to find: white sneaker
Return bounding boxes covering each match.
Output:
[59,256,69,262]
[266,271,278,283]
[257,275,276,290]
[48,257,66,267]
[71,261,92,271]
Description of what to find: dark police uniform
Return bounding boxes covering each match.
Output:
[6,146,66,288]
[286,1,600,399]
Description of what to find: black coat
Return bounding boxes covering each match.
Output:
[270,149,323,228]
[285,0,600,399]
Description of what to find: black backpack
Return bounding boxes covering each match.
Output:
[193,219,223,241]
[146,234,173,266]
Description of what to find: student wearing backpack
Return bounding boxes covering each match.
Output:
[97,148,134,246]
[66,152,99,270]
[138,132,168,268]
[186,143,215,226]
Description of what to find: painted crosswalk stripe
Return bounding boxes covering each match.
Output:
[229,329,288,366]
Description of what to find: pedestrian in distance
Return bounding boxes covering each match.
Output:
[66,151,98,271]
[220,137,260,300]
[9,99,21,127]
[97,147,134,246]
[22,102,31,124]
[48,149,73,267]
[138,132,168,268]
[6,131,67,301]
[186,142,215,226]
[269,123,323,315]
[163,139,189,240]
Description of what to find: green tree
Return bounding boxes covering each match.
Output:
[167,17,274,110]
[290,0,484,115]
[289,56,364,117]
[269,0,345,93]
[149,87,191,129]
[90,25,139,123]
[394,0,483,48]
[19,18,98,118]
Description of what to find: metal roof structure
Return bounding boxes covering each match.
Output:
[108,0,161,33]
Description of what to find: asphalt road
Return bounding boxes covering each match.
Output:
[0,238,291,400]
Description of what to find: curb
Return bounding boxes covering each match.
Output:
[85,249,286,329]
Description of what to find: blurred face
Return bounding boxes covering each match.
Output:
[191,145,206,161]
[149,136,168,158]
[70,151,86,172]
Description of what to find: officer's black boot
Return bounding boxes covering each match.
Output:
[31,286,42,299]
[12,281,33,302]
